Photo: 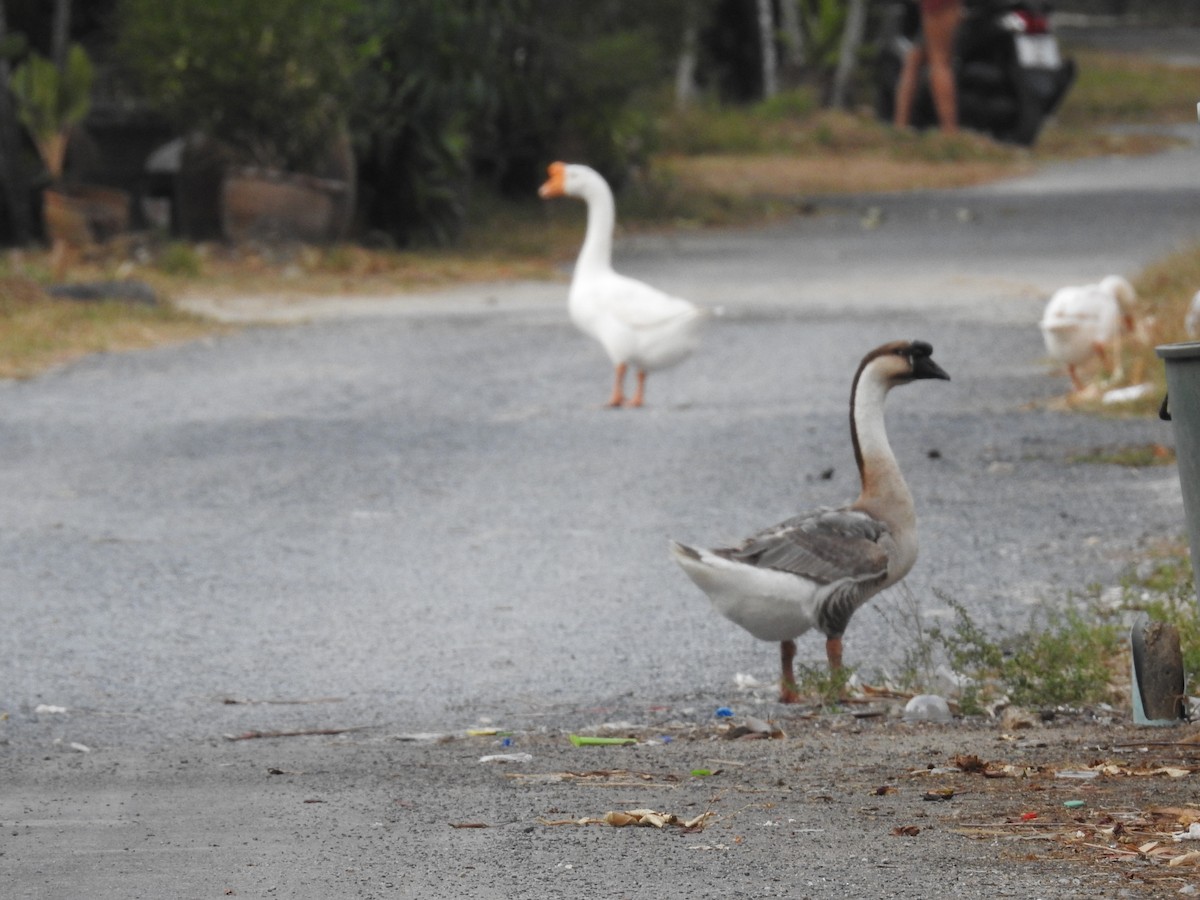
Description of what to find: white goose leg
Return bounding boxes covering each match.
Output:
[628,369,647,408]
[607,363,627,407]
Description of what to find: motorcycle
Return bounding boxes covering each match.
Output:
[875,0,1076,146]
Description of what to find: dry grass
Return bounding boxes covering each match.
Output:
[0,274,223,379]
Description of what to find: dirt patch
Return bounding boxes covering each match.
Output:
[667,154,1038,196]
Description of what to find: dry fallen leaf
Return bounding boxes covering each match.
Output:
[540,809,713,831]
[891,825,921,837]
[1168,850,1200,868]
[949,754,986,773]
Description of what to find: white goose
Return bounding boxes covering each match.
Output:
[1039,274,1135,392]
[671,340,949,703]
[539,162,704,407]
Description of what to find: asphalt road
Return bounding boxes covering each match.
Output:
[4,142,1200,897]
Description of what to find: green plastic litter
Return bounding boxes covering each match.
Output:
[1063,800,1086,809]
[690,769,713,777]
[568,734,636,747]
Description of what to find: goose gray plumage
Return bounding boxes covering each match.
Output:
[539,162,704,408]
[670,340,949,703]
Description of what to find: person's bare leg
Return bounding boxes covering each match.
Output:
[923,4,961,132]
[893,46,926,129]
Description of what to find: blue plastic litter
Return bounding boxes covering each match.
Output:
[715,707,733,718]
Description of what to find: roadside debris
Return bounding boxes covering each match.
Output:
[903,695,952,724]
[539,809,713,831]
[479,752,533,764]
[223,727,366,741]
[569,734,636,747]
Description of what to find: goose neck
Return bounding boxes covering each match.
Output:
[851,374,913,516]
[575,180,615,275]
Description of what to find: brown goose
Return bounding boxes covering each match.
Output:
[670,340,949,703]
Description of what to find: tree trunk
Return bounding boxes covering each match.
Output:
[779,0,805,68]
[830,0,868,109]
[675,7,700,110]
[756,0,778,99]
[51,0,71,70]
[0,0,34,244]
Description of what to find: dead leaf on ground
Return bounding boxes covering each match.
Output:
[949,754,986,773]
[892,825,921,837]
[539,809,713,831]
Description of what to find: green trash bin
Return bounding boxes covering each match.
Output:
[1156,340,1200,604]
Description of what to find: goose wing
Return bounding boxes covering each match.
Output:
[588,271,698,330]
[720,508,890,585]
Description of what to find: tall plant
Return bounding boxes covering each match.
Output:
[10,43,92,181]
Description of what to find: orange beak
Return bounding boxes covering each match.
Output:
[538,161,566,198]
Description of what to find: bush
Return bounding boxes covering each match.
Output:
[115,0,360,172]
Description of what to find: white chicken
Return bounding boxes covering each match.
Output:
[1039,274,1135,392]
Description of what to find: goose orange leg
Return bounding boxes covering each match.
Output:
[607,363,627,407]
[779,639,800,703]
[1067,363,1085,392]
[825,636,844,671]
[628,370,648,408]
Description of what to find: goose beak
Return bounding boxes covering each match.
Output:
[912,354,950,381]
[538,161,567,198]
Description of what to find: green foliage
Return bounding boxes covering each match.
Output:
[793,662,854,709]
[10,44,93,178]
[155,243,203,278]
[348,0,684,245]
[755,88,819,121]
[800,0,847,74]
[927,597,1122,712]
[1121,559,1200,685]
[115,0,360,171]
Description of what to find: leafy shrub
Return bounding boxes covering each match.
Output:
[116,0,359,171]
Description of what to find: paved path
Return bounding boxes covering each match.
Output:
[4,142,1200,897]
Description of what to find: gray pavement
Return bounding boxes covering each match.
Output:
[4,142,1200,897]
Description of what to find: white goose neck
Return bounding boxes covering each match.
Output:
[573,171,616,275]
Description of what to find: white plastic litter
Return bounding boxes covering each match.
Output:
[1174,823,1200,842]
[478,753,533,764]
[1102,383,1154,405]
[903,694,952,724]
